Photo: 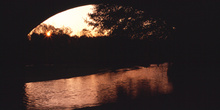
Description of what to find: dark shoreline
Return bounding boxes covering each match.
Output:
[24,61,168,83]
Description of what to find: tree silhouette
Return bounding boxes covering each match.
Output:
[80,28,92,37]
[28,23,72,40]
[86,4,173,40]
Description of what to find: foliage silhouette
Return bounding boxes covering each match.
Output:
[27,32,173,66]
[28,23,72,40]
[27,4,175,66]
[80,28,93,37]
[86,4,174,40]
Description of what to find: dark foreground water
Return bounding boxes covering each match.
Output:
[2,62,219,110]
[23,63,172,110]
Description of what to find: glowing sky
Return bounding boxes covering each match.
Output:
[42,5,95,36]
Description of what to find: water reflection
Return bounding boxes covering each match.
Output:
[24,62,173,110]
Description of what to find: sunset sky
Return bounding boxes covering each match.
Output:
[29,4,96,37]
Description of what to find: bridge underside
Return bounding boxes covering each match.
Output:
[2,1,220,110]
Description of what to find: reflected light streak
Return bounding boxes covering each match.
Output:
[24,62,173,110]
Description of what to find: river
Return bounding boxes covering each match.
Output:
[23,62,173,110]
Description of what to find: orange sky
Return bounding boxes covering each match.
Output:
[29,4,97,37]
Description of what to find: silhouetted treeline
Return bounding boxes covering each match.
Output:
[25,4,176,67]
[86,4,173,39]
[26,33,174,66]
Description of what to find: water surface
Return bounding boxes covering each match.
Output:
[24,62,173,110]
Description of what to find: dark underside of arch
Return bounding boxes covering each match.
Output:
[1,0,220,109]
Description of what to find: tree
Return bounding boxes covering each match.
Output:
[80,28,92,37]
[86,4,173,40]
[28,23,72,40]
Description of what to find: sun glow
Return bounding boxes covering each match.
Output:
[28,4,108,39]
[46,31,52,37]
[43,5,95,36]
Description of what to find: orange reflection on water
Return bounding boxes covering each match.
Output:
[24,62,173,110]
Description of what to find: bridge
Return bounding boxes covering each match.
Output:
[1,1,220,109]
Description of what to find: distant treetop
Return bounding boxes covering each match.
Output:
[28,23,73,40]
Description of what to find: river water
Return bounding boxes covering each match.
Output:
[23,62,173,110]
